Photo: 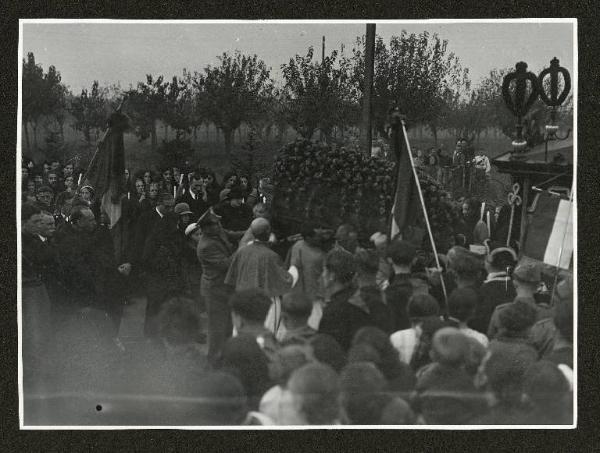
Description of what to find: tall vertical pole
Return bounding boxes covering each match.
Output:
[518,177,530,258]
[320,35,326,143]
[361,23,376,156]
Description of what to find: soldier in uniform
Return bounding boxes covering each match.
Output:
[196,209,236,364]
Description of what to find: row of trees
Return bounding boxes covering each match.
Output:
[22,31,573,160]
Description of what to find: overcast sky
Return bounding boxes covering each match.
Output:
[21,21,575,93]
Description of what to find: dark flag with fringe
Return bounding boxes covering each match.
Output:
[83,111,129,228]
[388,110,421,241]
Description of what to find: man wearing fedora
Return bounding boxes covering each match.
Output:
[487,262,552,340]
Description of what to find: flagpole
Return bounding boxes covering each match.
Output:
[400,120,449,317]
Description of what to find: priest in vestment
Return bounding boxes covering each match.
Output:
[225,218,298,340]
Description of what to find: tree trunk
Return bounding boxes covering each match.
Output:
[57,120,65,142]
[164,124,168,141]
[193,126,197,144]
[151,121,157,150]
[32,122,38,150]
[205,123,209,142]
[223,128,233,155]
[23,122,31,154]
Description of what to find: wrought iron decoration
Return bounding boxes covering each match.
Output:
[502,62,540,154]
[537,57,572,160]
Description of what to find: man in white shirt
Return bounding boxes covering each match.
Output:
[390,294,440,364]
[177,171,209,220]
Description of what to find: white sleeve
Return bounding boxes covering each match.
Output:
[288,265,299,287]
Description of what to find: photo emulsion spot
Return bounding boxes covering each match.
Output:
[17,19,576,429]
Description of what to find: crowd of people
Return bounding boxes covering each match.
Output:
[410,139,492,193]
[21,155,573,426]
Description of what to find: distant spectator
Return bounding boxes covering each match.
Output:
[488,262,552,339]
[35,185,54,213]
[545,293,573,370]
[334,223,362,255]
[187,371,249,426]
[531,275,573,361]
[259,344,312,423]
[352,326,416,392]
[470,244,517,333]
[353,249,395,334]
[219,171,239,201]
[238,203,274,248]
[229,288,278,363]
[385,239,429,331]
[472,342,538,424]
[521,361,573,425]
[46,170,61,195]
[448,288,489,347]
[414,327,485,424]
[447,245,485,291]
[308,334,347,373]
[176,171,210,220]
[379,397,417,425]
[214,185,254,236]
[219,334,272,411]
[490,300,538,354]
[409,316,455,372]
[390,294,440,365]
[339,362,388,424]
[319,249,369,351]
[286,221,327,310]
[279,292,318,347]
[284,363,341,425]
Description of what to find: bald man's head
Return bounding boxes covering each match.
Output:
[250,217,271,242]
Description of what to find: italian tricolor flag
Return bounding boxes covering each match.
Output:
[523,192,574,270]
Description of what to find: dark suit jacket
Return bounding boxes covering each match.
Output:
[319,286,371,351]
[55,224,123,309]
[213,201,253,233]
[132,209,162,268]
[22,232,62,289]
[177,190,210,221]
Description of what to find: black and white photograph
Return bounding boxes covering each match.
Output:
[17,19,576,428]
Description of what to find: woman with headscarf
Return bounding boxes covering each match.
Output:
[77,184,101,220]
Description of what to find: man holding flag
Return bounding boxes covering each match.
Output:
[82,107,133,266]
[386,107,448,319]
[64,106,133,332]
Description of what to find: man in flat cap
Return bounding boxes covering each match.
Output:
[196,208,236,363]
[487,261,552,340]
[225,218,299,340]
